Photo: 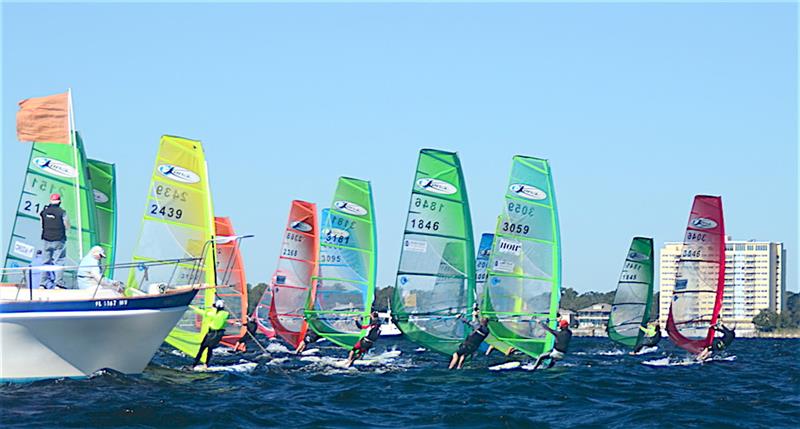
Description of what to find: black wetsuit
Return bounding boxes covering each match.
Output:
[712,326,735,352]
[304,329,321,345]
[353,319,381,357]
[193,329,225,366]
[456,323,490,357]
[634,329,662,353]
[532,326,572,370]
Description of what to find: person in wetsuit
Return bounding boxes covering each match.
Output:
[698,322,735,361]
[192,299,230,369]
[296,328,321,354]
[345,311,381,368]
[532,319,572,371]
[632,321,662,354]
[449,316,490,370]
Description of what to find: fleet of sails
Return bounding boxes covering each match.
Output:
[1,91,734,378]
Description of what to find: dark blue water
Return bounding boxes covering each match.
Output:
[2,337,798,428]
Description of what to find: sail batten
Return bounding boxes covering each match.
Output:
[214,217,249,349]
[127,135,216,361]
[391,149,475,356]
[483,156,562,359]
[258,200,318,348]
[3,133,98,285]
[88,159,117,277]
[666,195,726,354]
[307,177,377,349]
[608,237,655,348]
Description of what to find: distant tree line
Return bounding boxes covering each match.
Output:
[753,291,800,332]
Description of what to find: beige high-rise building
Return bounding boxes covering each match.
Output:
[658,238,786,335]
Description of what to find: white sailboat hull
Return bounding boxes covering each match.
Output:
[0,288,197,381]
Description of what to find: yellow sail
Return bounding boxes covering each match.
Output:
[127,135,216,360]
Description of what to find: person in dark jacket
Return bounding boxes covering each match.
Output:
[345,311,381,368]
[40,193,70,289]
[531,319,572,371]
[449,316,490,370]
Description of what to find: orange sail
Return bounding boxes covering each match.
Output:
[214,217,250,350]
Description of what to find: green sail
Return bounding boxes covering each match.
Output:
[127,135,216,360]
[391,149,475,356]
[483,156,562,359]
[3,133,98,284]
[475,233,515,355]
[307,177,377,349]
[608,237,654,348]
[88,159,117,277]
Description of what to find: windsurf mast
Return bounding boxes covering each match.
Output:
[666,195,726,354]
[391,149,475,356]
[482,156,562,359]
[608,237,655,349]
[307,177,377,349]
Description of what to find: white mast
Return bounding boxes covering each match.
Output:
[68,88,83,256]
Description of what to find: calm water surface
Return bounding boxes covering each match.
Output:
[2,337,798,428]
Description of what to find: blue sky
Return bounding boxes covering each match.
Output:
[2,2,797,293]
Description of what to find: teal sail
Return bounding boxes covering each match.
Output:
[482,156,562,359]
[307,177,377,349]
[608,237,655,348]
[392,149,475,356]
[88,159,117,277]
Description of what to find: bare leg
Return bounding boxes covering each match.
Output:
[485,345,495,356]
[532,352,550,371]
[457,355,466,369]
[296,341,306,354]
[449,353,459,369]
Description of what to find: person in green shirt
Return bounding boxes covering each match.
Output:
[632,321,662,354]
[192,299,230,369]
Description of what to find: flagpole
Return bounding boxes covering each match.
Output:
[68,88,83,256]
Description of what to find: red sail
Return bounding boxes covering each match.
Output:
[259,201,318,348]
[214,217,250,350]
[666,196,726,354]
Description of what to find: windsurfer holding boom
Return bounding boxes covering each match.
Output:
[697,321,735,361]
[449,315,490,369]
[531,319,572,371]
[344,311,381,368]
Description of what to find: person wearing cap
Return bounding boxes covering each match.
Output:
[191,299,230,369]
[531,318,573,371]
[77,245,122,291]
[449,315,490,370]
[40,193,70,289]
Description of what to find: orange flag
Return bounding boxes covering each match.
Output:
[16,92,70,144]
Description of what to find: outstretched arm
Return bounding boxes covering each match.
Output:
[539,321,556,335]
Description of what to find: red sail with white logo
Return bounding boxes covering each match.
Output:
[263,200,318,348]
[666,195,726,354]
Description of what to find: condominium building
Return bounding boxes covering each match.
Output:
[658,238,787,335]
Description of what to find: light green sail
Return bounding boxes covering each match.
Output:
[88,159,117,277]
[608,237,654,348]
[391,149,475,356]
[3,133,98,284]
[307,177,377,349]
[483,156,562,359]
[127,135,216,361]
[475,233,515,355]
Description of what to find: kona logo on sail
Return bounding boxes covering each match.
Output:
[323,228,350,239]
[158,164,200,184]
[32,157,77,178]
[334,200,367,216]
[627,251,648,262]
[93,189,109,204]
[416,178,457,195]
[291,220,313,233]
[509,184,546,200]
[690,217,717,230]
[497,238,522,255]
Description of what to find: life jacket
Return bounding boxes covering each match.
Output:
[40,204,66,241]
